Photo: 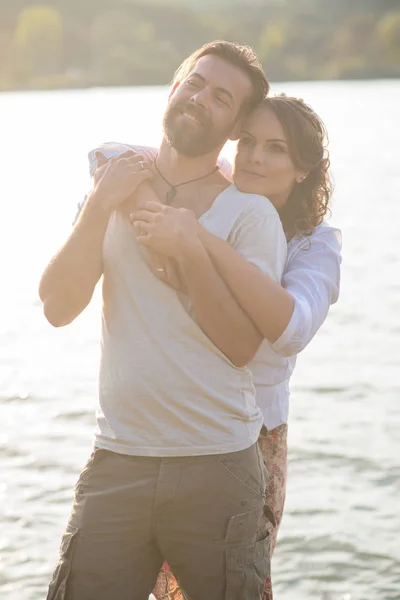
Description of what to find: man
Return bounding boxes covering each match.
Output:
[40,41,287,600]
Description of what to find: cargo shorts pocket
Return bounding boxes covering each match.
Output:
[47,525,78,600]
[225,533,270,600]
[223,507,263,545]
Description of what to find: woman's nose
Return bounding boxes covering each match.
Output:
[248,146,264,164]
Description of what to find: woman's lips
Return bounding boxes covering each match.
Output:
[240,169,265,179]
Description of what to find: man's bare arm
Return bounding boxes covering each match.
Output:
[39,152,152,327]
[39,196,110,327]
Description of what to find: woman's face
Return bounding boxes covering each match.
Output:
[233,106,305,210]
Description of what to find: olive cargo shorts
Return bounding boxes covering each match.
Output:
[47,443,270,600]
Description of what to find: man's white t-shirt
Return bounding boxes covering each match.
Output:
[89,144,287,456]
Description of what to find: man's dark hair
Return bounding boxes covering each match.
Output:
[172,40,269,115]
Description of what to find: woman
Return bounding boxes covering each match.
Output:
[92,95,341,600]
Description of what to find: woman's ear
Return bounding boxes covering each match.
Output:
[296,172,309,183]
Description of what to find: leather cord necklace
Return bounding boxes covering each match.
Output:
[154,157,219,205]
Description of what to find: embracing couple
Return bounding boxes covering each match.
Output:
[40,41,341,600]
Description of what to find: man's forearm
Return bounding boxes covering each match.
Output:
[199,229,294,343]
[39,193,110,327]
[177,241,263,367]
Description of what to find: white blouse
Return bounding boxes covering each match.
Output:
[250,224,342,428]
[86,143,342,429]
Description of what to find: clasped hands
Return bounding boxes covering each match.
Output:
[130,199,200,292]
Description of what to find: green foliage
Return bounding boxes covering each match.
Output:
[377,11,400,64]
[0,0,398,90]
[14,5,63,81]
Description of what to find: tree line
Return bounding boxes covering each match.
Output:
[0,0,399,90]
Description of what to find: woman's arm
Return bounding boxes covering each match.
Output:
[174,200,287,365]
[199,226,342,353]
[131,199,267,368]
[199,227,294,343]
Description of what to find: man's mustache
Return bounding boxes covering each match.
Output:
[172,102,208,127]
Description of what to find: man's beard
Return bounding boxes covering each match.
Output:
[163,101,234,157]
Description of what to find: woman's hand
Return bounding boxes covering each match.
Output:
[130,192,187,292]
[130,201,201,260]
[143,250,187,292]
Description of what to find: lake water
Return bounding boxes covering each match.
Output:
[0,80,399,600]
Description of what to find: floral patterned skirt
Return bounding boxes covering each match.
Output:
[152,424,288,600]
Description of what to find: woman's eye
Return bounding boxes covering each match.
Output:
[216,96,228,107]
[239,137,253,146]
[268,143,286,153]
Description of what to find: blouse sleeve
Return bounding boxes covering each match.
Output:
[217,156,233,180]
[270,226,342,358]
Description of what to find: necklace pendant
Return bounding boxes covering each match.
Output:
[167,187,176,205]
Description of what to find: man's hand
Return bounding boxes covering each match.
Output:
[90,151,153,214]
[130,201,200,260]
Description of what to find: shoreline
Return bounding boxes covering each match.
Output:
[1,74,399,94]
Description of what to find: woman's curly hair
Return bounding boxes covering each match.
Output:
[262,95,333,238]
